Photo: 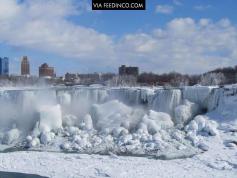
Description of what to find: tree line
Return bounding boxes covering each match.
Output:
[137,65,237,86]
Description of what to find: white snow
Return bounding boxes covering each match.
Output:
[0,128,236,178]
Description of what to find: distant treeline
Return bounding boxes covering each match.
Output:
[137,65,237,86]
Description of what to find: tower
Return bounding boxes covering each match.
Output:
[21,56,30,76]
[0,57,9,76]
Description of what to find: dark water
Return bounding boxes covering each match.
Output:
[0,171,48,178]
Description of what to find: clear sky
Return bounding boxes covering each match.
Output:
[0,0,236,76]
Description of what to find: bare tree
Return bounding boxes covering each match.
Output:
[107,75,137,87]
[199,72,226,86]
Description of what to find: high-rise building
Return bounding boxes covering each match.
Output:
[39,63,55,77]
[21,56,30,76]
[0,57,9,76]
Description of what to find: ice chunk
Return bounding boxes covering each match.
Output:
[198,142,209,151]
[174,100,200,126]
[63,114,78,127]
[186,131,199,146]
[112,127,128,137]
[37,104,62,133]
[91,100,132,131]
[82,114,93,130]
[2,128,20,145]
[60,142,71,150]
[28,137,40,147]
[40,132,55,144]
[186,115,219,136]
[171,130,184,142]
[66,126,80,136]
[185,120,198,133]
[142,110,173,133]
[204,122,218,136]
[194,115,206,131]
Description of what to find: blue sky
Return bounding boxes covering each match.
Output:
[0,0,237,76]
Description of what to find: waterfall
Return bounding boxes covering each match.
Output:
[0,86,229,132]
[150,89,182,116]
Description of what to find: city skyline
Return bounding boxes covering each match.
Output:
[0,0,237,75]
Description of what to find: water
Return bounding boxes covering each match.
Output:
[0,171,48,178]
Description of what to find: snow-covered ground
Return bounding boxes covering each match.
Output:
[0,127,236,178]
[0,85,237,177]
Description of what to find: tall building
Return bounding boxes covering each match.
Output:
[119,65,139,76]
[0,57,9,76]
[21,56,30,76]
[39,63,55,77]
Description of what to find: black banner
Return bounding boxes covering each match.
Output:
[92,0,146,10]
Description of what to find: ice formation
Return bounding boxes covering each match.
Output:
[0,85,235,158]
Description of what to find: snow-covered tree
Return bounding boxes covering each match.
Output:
[107,75,137,87]
[199,72,226,86]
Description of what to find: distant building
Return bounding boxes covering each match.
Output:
[0,57,9,76]
[39,63,55,78]
[101,73,116,81]
[119,65,139,76]
[65,73,80,83]
[78,73,100,84]
[21,56,30,76]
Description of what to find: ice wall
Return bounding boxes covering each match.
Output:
[0,86,232,137]
[150,89,182,116]
[1,85,235,158]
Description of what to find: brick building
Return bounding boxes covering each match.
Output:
[39,63,55,78]
[21,56,30,76]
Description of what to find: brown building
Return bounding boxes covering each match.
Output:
[119,65,139,76]
[39,63,55,78]
[21,56,30,76]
